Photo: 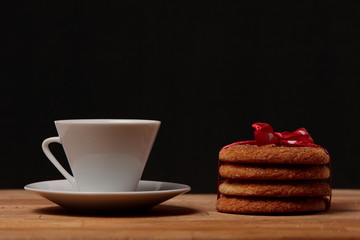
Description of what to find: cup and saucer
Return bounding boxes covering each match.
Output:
[24,119,191,213]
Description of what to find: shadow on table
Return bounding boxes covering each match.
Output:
[324,201,359,213]
[33,203,200,218]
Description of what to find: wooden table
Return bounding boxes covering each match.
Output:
[0,189,360,239]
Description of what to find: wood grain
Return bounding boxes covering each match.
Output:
[0,189,359,239]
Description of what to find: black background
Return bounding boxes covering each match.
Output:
[1,1,359,193]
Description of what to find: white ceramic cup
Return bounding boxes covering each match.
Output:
[42,119,160,192]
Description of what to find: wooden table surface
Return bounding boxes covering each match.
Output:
[0,189,360,240]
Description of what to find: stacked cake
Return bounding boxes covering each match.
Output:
[216,124,331,214]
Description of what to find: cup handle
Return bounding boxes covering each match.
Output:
[42,137,77,189]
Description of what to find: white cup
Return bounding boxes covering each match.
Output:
[42,119,160,192]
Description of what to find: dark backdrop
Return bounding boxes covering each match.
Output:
[1,1,359,193]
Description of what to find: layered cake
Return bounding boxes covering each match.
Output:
[216,123,331,214]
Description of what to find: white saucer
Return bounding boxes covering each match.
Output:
[24,180,191,213]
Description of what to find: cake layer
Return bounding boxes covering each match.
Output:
[219,144,329,165]
[219,180,331,197]
[219,163,330,180]
[216,196,328,214]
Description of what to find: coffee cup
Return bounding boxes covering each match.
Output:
[42,119,160,192]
